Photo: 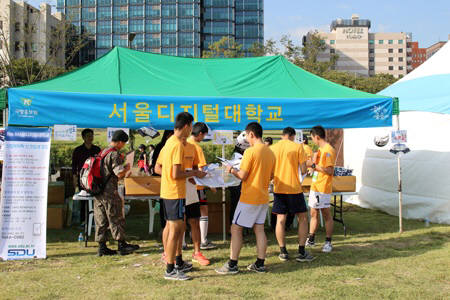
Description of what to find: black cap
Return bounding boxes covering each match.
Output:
[112,130,129,143]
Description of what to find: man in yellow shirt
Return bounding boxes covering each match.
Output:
[306,125,336,253]
[302,135,313,162]
[215,122,275,274]
[270,127,314,262]
[155,112,206,281]
[187,122,217,250]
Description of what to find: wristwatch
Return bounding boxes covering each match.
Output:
[311,163,316,169]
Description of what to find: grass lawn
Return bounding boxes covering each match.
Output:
[1,204,449,299]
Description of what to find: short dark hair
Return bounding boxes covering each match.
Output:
[111,129,129,143]
[174,112,194,130]
[264,137,273,145]
[245,122,263,138]
[282,127,296,137]
[192,122,208,136]
[303,135,309,144]
[81,128,93,138]
[311,125,326,139]
[139,144,146,150]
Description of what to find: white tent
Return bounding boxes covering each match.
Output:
[345,41,450,224]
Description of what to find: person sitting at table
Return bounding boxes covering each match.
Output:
[72,129,101,224]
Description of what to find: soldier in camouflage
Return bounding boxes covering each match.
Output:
[94,129,140,256]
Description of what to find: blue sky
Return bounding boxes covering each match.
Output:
[30,0,449,48]
[265,0,450,48]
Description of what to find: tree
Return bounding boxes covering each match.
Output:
[202,36,245,58]
[299,30,338,76]
[321,70,398,94]
[248,38,280,57]
[0,4,88,87]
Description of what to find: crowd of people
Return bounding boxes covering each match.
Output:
[72,111,336,281]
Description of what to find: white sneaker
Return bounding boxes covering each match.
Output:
[322,241,333,253]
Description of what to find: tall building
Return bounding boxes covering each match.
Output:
[308,14,409,78]
[426,41,446,59]
[57,0,264,65]
[408,41,426,70]
[0,0,65,68]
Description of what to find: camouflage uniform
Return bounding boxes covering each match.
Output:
[94,149,126,242]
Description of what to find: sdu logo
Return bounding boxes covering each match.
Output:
[8,249,36,257]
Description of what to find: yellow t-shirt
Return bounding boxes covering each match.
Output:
[159,135,186,199]
[183,141,199,170]
[239,143,276,205]
[311,143,336,194]
[303,144,313,161]
[271,139,306,194]
[187,136,207,190]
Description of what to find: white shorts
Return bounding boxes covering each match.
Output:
[232,202,268,228]
[308,190,331,209]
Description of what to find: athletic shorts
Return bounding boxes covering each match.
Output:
[162,199,185,221]
[185,202,201,219]
[308,190,331,209]
[197,190,207,205]
[272,193,307,214]
[232,202,268,228]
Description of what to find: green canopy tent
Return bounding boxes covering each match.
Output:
[6,47,394,130]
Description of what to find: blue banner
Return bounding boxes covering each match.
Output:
[8,89,393,129]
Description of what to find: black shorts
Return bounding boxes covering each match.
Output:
[162,199,185,221]
[197,190,208,205]
[272,193,307,215]
[185,202,201,219]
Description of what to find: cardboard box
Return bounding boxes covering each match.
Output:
[301,176,356,193]
[47,182,65,204]
[47,206,65,229]
[124,176,161,196]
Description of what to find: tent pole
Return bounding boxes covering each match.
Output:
[395,114,403,233]
[222,144,226,242]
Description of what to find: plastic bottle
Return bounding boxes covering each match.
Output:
[78,232,84,246]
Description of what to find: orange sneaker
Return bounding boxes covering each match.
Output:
[192,252,210,266]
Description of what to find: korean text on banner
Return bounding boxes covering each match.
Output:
[53,125,77,141]
[0,127,52,260]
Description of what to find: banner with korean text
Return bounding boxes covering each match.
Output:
[0,127,52,260]
[7,89,393,129]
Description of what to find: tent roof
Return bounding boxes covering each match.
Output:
[18,47,381,100]
[379,41,450,114]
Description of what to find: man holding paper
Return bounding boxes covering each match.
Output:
[216,122,275,274]
[270,127,314,262]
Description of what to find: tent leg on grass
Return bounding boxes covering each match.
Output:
[395,113,403,233]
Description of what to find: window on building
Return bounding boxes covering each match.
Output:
[369,57,374,62]
[161,33,176,46]
[369,48,374,53]
[113,6,128,19]
[113,34,127,47]
[146,5,160,17]
[97,21,112,34]
[399,57,403,62]
[330,40,335,45]
[97,0,111,5]
[179,32,193,46]
[388,40,393,44]
[113,0,127,5]
[398,40,403,44]
[131,34,144,48]
[330,48,335,54]
[147,0,160,4]
[130,19,144,32]
[129,5,144,18]
[178,4,194,17]
[399,48,403,53]
[179,18,193,31]
[145,20,160,32]
[369,66,374,71]
[98,7,112,20]
[97,35,112,48]
[178,47,194,57]
[113,20,127,34]
[130,0,144,4]
[82,8,96,21]
[388,48,393,53]
[389,57,393,62]
[161,47,177,56]
[162,18,176,32]
[389,66,394,71]
[399,66,404,70]
[378,40,383,44]
[369,39,374,44]
[0,21,2,30]
[15,41,20,51]
[15,22,20,32]
[162,4,176,17]
[145,34,160,47]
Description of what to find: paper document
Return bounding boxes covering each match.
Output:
[194,169,241,188]
[186,179,199,205]
[217,152,243,170]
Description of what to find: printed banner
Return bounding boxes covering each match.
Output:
[7,89,393,129]
[0,128,5,161]
[0,127,52,260]
[53,125,77,141]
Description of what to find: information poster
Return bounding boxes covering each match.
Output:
[295,129,303,144]
[0,127,52,260]
[107,127,130,143]
[53,125,77,141]
[213,130,233,145]
[0,128,5,161]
